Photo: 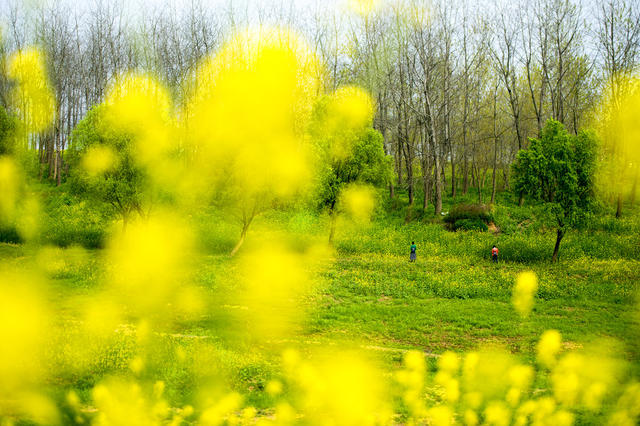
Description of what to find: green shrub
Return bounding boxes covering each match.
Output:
[41,191,110,249]
[0,224,22,244]
[453,218,488,232]
[444,203,493,225]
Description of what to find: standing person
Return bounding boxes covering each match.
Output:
[492,245,499,263]
[410,242,417,262]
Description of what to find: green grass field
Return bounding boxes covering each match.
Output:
[1,185,638,424]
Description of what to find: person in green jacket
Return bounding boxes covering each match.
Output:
[410,242,417,262]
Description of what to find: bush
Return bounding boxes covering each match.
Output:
[453,218,488,232]
[0,224,22,244]
[40,191,110,249]
[444,203,493,225]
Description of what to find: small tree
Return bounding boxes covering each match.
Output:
[310,87,392,242]
[512,120,597,262]
[68,105,148,230]
[318,127,391,209]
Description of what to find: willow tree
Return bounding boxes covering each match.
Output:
[513,120,597,262]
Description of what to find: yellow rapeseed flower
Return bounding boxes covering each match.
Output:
[537,330,562,368]
[512,271,538,317]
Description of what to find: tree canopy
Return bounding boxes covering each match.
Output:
[513,120,598,261]
[68,105,148,229]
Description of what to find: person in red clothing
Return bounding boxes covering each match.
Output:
[492,245,499,263]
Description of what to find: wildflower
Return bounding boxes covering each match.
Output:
[438,351,460,374]
[537,330,562,368]
[484,401,511,426]
[512,271,538,317]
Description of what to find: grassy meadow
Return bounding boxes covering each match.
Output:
[1,182,638,424]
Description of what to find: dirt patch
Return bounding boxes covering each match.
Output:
[488,222,500,234]
[563,341,583,350]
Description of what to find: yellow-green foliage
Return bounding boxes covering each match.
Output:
[0,36,638,426]
[7,47,55,134]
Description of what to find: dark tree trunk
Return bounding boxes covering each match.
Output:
[451,158,456,198]
[491,167,497,204]
[503,167,510,190]
[422,166,430,211]
[615,193,622,218]
[396,136,403,187]
[434,158,442,216]
[406,155,414,206]
[551,228,564,263]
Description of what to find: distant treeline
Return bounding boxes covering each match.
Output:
[0,0,638,213]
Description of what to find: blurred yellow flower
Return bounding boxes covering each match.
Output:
[512,271,538,317]
[537,330,562,368]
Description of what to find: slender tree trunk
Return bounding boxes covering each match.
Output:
[231,209,256,256]
[491,164,497,204]
[615,193,623,218]
[477,181,482,204]
[462,157,469,195]
[231,221,251,256]
[551,228,564,263]
[451,156,456,198]
[406,145,414,206]
[491,86,498,204]
[471,164,476,189]
[396,138,403,187]
[56,150,62,186]
[449,130,456,198]
[425,159,433,209]
[503,167,510,190]
[422,174,429,210]
[231,227,248,257]
[435,155,442,215]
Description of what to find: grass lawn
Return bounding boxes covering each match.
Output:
[1,188,639,423]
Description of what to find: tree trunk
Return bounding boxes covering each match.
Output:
[518,192,524,207]
[491,89,498,204]
[423,156,433,211]
[422,164,430,211]
[56,150,62,186]
[434,159,442,216]
[615,193,622,218]
[231,222,250,257]
[462,157,469,194]
[231,210,256,256]
[389,182,395,199]
[451,157,456,198]
[491,166,497,204]
[503,167,510,190]
[406,152,414,206]
[396,138,403,187]
[551,228,564,263]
